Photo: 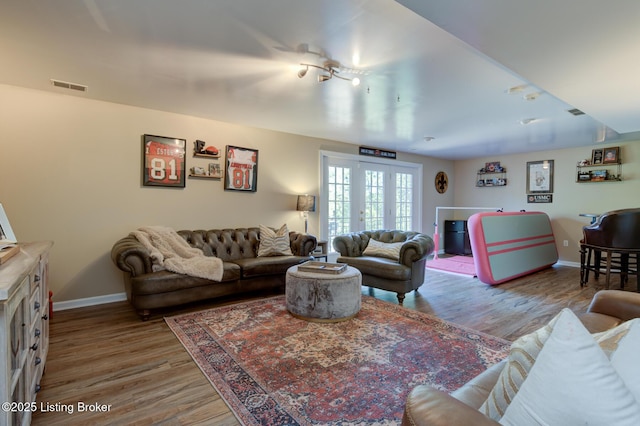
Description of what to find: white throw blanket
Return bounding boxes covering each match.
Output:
[131,226,223,282]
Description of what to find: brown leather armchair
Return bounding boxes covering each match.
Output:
[402,290,640,426]
[332,230,434,304]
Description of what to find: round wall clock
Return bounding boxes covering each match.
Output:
[435,171,448,194]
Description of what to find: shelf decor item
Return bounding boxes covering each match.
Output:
[591,148,604,165]
[224,145,258,192]
[484,161,502,172]
[603,146,620,164]
[142,134,186,188]
[526,160,554,194]
[193,140,220,158]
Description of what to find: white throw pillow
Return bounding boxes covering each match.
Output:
[609,319,640,403]
[499,309,640,426]
[362,238,403,261]
[258,224,293,257]
[479,312,561,420]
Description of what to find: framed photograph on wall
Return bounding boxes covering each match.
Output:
[142,134,186,187]
[224,145,258,192]
[603,146,620,164]
[591,148,604,165]
[526,160,554,194]
[0,203,17,246]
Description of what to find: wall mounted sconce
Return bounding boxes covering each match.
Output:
[296,194,316,233]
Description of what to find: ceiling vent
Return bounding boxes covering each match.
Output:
[567,108,585,116]
[50,79,88,92]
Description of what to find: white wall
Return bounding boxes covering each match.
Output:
[0,84,452,303]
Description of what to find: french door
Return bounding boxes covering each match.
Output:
[321,152,421,251]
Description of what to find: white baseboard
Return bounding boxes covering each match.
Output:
[556,260,580,268]
[53,292,127,311]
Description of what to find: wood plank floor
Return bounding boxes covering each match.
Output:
[32,265,635,425]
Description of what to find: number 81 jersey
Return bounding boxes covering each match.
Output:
[226,147,257,191]
[145,139,185,185]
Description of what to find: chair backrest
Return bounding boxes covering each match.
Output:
[583,208,640,249]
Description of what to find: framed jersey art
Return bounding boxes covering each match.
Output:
[142,134,186,188]
[224,145,258,192]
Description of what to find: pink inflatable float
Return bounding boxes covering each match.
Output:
[468,211,558,285]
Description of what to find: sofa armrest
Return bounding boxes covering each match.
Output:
[402,385,500,426]
[399,234,435,267]
[587,289,640,321]
[111,235,154,276]
[332,233,365,257]
[289,232,317,256]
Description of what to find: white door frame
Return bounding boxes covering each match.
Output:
[319,150,423,245]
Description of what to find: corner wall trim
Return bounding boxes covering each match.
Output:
[53,292,127,311]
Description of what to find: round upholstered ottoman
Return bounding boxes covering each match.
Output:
[285,264,362,322]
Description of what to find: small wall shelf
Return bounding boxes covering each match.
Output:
[476,161,507,187]
[576,163,622,183]
[476,170,507,187]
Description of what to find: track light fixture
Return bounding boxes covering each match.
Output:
[297,60,361,86]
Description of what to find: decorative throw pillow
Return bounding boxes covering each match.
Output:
[479,312,562,420]
[608,319,640,402]
[499,309,640,425]
[362,238,403,261]
[594,318,636,358]
[258,224,293,257]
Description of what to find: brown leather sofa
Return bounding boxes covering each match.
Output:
[111,228,316,320]
[332,230,434,304]
[401,289,640,426]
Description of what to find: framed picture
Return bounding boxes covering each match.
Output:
[208,163,222,178]
[142,134,186,187]
[0,203,17,244]
[224,145,258,192]
[591,148,603,165]
[603,146,620,164]
[526,160,554,194]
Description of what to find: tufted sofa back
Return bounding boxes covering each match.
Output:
[177,228,314,261]
[333,230,423,257]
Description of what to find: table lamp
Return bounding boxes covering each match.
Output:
[296,195,316,234]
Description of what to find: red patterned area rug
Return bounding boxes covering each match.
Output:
[165,296,509,425]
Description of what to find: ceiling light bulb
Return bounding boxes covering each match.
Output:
[318,74,331,83]
[297,66,308,78]
[351,77,360,86]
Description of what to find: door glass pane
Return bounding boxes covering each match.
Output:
[395,172,413,230]
[328,165,351,249]
[364,169,385,230]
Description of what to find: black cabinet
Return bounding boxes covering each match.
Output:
[444,220,472,255]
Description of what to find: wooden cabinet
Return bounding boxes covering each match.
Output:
[0,242,52,426]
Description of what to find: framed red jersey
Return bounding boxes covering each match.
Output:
[224,145,258,192]
[142,134,186,188]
